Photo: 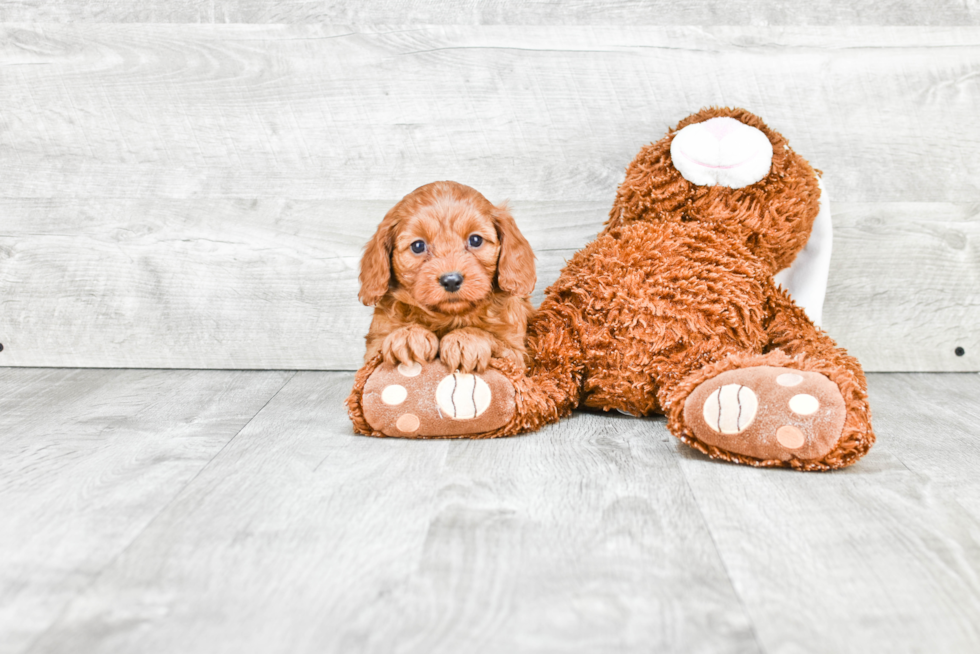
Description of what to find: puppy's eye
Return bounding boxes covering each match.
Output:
[410,240,426,254]
[468,234,484,248]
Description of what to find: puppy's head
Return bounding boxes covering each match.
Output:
[359,181,535,314]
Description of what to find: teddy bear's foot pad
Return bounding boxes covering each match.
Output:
[683,366,846,462]
[361,360,516,438]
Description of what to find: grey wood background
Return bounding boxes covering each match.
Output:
[1,20,978,371]
[3,1,979,24]
[3,368,980,653]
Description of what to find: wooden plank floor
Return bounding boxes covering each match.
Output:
[2,369,979,653]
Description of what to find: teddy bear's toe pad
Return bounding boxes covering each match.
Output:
[684,366,846,462]
[361,360,515,438]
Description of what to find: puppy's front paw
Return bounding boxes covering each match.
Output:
[440,328,493,373]
[382,326,439,366]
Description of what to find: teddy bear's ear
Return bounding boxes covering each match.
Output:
[358,209,399,306]
[493,203,536,297]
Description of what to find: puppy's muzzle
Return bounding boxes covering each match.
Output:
[439,272,464,293]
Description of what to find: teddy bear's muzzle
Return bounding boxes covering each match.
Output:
[670,116,774,189]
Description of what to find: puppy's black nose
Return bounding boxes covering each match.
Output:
[439,272,464,293]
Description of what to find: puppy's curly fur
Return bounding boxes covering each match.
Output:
[359,181,535,373]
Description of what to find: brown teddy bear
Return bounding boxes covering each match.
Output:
[347,107,875,471]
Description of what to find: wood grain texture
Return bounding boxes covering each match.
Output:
[4,370,979,652]
[2,26,980,203]
[3,0,978,25]
[673,372,980,653]
[867,373,980,523]
[0,368,291,654]
[1,25,977,371]
[24,372,760,653]
[0,198,597,370]
[0,199,976,371]
[822,202,980,372]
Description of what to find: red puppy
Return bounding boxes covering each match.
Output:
[359,181,536,373]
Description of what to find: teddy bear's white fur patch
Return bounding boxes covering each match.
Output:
[671,117,774,189]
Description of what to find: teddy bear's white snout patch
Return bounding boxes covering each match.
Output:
[670,117,774,189]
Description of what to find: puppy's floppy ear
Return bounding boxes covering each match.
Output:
[493,202,536,296]
[358,210,399,306]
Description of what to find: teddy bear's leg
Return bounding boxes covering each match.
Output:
[657,294,874,470]
[347,305,586,439]
[670,351,857,470]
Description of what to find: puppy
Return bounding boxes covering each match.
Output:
[358,181,535,373]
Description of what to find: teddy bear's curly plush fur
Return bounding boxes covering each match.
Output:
[348,107,875,471]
